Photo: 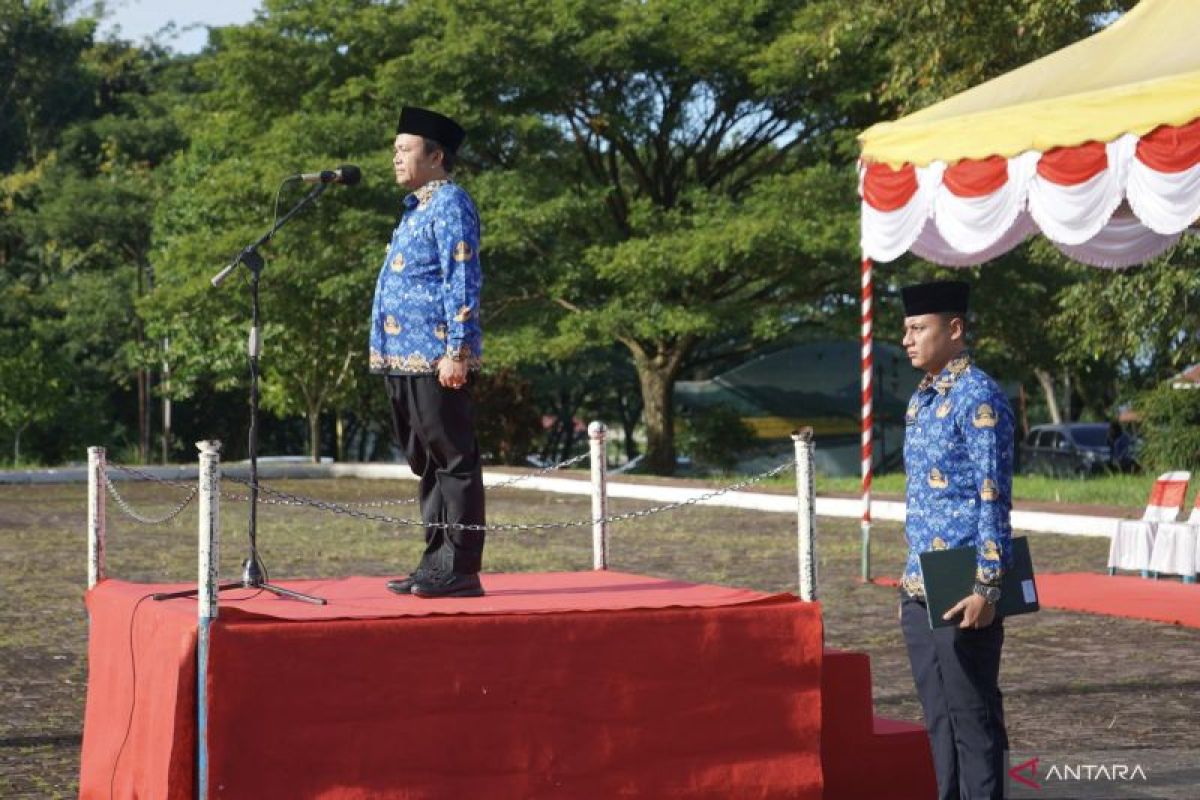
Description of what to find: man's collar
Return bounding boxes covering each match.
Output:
[404,178,452,210]
[917,351,972,395]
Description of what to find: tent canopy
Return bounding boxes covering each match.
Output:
[857,0,1200,268]
[852,0,1200,580]
[860,0,1200,168]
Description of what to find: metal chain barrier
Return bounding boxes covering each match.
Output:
[223,458,794,533]
[280,450,591,505]
[226,450,592,507]
[108,450,592,512]
[107,451,791,533]
[104,466,198,525]
[487,450,592,489]
[107,461,303,509]
[218,483,306,506]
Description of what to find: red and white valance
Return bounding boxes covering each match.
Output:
[859,117,1200,268]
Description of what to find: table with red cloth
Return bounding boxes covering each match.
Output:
[79,570,824,799]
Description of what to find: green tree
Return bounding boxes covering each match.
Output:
[1055,239,1200,395]
[0,336,65,463]
[1133,380,1200,472]
[146,0,417,461]
[1,6,192,464]
[0,0,96,171]
[385,0,859,472]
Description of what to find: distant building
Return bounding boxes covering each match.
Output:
[675,341,920,476]
[1170,363,1200,390]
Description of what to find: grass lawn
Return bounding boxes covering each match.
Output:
[2,477,1198,797]
[813,471,1157,508]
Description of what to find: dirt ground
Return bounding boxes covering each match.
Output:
[1,477,1198,797]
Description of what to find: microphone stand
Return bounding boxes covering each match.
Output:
[156,181,330,605]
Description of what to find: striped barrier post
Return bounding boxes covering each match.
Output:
[861,256,874,582]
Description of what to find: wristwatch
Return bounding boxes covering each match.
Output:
[972,582,1001,605]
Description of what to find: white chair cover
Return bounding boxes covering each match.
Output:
[1148,505,1200,577]
[1107,472,1190,573]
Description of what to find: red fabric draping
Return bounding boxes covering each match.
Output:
[1136,117,1200,173]
[859,116,1200,267]
[79,573,824,799]
[943,155,1009,197]
[861,161,917,211]
[860,116,1200,208]
[1037,141,1108,184]
[79,586,198,799]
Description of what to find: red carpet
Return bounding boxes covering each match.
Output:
[80,571,826,799]
[1037,572,1200,628]
[871,573,1200,628]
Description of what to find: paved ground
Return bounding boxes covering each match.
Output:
[1,478,1197,797]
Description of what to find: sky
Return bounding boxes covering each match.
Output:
[91,0,263,54]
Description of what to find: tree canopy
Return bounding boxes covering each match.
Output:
[3,0,1190,474]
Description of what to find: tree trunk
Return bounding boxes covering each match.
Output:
[309,409,321,463]
[135,263,149,464]
[335,413,345,463]
[1062,370,1073,422]
[634,360,677,475]
[614,384,641,461]
[1034,369,1062,425]
[137,366,148,463]
[13,424,24,465]
[161,338,171,464]
[1017,383,1029,439]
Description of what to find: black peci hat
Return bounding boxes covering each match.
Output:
[901,280,970,317]
[396,106,466,154]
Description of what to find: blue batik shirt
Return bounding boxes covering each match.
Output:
[369,179,483,374]
[901,353,1014,598]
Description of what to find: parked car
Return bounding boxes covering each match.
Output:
[1019,423,1115,477]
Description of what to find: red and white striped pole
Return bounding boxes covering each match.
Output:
[860,256,874,582]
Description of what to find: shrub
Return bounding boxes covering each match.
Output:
[1133,382,1200,472]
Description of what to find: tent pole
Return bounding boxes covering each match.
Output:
[860,256,874,582]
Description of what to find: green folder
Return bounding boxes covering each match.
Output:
[919,536,1039,629]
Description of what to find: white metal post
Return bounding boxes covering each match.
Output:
[195,439,221,800]
[87,446,106,589]
[793,428,817,602]
[197,440,221,619]
[588,421,609,570]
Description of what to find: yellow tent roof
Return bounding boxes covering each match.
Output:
[858,0,1200,168]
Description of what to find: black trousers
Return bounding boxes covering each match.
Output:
[384,374,485,575]
[900,596,1008,800]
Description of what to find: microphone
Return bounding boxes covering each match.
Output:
[296,164,362,186]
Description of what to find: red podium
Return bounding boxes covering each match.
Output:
[79,571,826,799]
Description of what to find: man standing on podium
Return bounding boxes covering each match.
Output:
[897,280,1014,800]
[370,106,486,599]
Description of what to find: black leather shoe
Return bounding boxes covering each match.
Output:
[411,572,484,598]
[386,568,435,595]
